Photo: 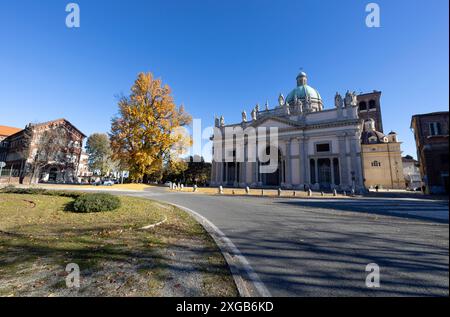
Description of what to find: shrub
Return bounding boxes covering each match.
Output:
[72,193,121,213]
[0,186,47,195]
[44,190,83,198]
[0,186,82,198]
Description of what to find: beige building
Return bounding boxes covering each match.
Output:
[361,119,405,189]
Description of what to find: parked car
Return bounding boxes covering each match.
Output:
[164,182,172,187]
[103,180,114,186]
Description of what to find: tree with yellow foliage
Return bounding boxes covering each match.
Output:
[110,72,192,182]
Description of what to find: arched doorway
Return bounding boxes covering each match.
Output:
[49,167,58,182]
[318,158,332,189]
[261,146,282,187]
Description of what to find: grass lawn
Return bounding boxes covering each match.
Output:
[0,193,237,297]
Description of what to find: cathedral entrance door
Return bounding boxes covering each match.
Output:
[264,169,280,186]
[318,158,332,190]
[227,162,236,185]
[261,146,282,187]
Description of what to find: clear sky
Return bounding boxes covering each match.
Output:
[0,0,448,161]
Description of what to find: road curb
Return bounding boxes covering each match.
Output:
[168,202,272,298]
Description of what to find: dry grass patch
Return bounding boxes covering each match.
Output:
[0,193,237,297]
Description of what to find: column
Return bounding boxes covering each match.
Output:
[286,139,292,186]
[298,138,304,184]
[314,158,319,185]
[211,161,216,184]
[225,163,228,184]
[255,140,259,185]
[218,162,222,184]
[338,134,349,187]
[242,143,247,185]
[234,161,238,186]
[349,135,363,189]
[330,158,335,185]
[300,136,309,185]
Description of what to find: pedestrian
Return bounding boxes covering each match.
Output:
[375,185,379,193]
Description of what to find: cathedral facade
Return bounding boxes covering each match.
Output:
[210,72,366,192]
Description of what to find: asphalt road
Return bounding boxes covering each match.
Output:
[122,187,449,297]
[42,185,449,296]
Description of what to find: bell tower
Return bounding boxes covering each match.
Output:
[357,90,383,133]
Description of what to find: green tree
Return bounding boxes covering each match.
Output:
[183,155,211,186]
[85,133,113,176]
[163,155,211,186]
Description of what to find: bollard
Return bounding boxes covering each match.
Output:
[278,188,282,197]
[321,191,324,196]
[308,189,312,197]
[293,191,296,197]
[343,191,347,196]
[218,186,223,194]
[245,186,250,195]
[193,185,198,192]
[232,190,235,195]
[261,189,264,196]
[180,184,184,191]
[333,189,337,196]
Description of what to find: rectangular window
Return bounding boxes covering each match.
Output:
[316,143,330,153]
[429,122,442,136]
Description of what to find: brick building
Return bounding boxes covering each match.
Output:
[410,111,449,194]
[0,125,22,142]
[357,91,383,133]
[0,118,86,184]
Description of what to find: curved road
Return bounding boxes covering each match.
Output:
[116,187,449,297]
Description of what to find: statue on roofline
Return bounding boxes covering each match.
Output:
[278,93,285,107]
[335,92,343,108]
[241,111,247,122]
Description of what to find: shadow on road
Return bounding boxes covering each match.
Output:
[274,200,449,224]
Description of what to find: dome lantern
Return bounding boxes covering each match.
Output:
[296,71,308,86]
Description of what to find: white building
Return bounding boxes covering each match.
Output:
[76,151,93,183]
[210,72,365,192]
[402,155,422,190]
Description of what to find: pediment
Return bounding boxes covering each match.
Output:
[250,116,299,129]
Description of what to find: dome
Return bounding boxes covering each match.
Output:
[285,72,322,111]
[286,85,322,103]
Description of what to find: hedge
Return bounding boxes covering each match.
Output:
[72,193,121,213]
[0,186,82,198]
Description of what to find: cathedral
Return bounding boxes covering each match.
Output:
[211,72,366,192]
[210,71,404,192]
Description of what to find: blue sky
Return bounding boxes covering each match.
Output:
[0,0,448,161]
